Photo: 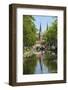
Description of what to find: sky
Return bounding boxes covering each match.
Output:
[33,16,57,33]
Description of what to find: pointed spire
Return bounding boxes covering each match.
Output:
[46,23,48,30]
[39,23,42,40]
[40,23,41,33]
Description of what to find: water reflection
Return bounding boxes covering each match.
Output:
[43,51,57,73]
[34,54,49,74]
[44,59,57,73]
[23,51,57,74]
[23,54,37,74]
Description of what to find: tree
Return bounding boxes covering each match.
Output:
[23,15,37,47]
[43,19,57,50]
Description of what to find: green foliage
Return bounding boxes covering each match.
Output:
[23,15,37,47]
[43,19,57,47]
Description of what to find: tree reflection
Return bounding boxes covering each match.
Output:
[43,51,57,73]
[23,54,37,74]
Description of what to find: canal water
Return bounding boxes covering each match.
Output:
[34,54,49,74]
[23,52,57,75]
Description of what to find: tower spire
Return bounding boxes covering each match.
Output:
[39,23,42,40]
[46,23,48,30]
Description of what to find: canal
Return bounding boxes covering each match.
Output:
[23,51,57,75]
